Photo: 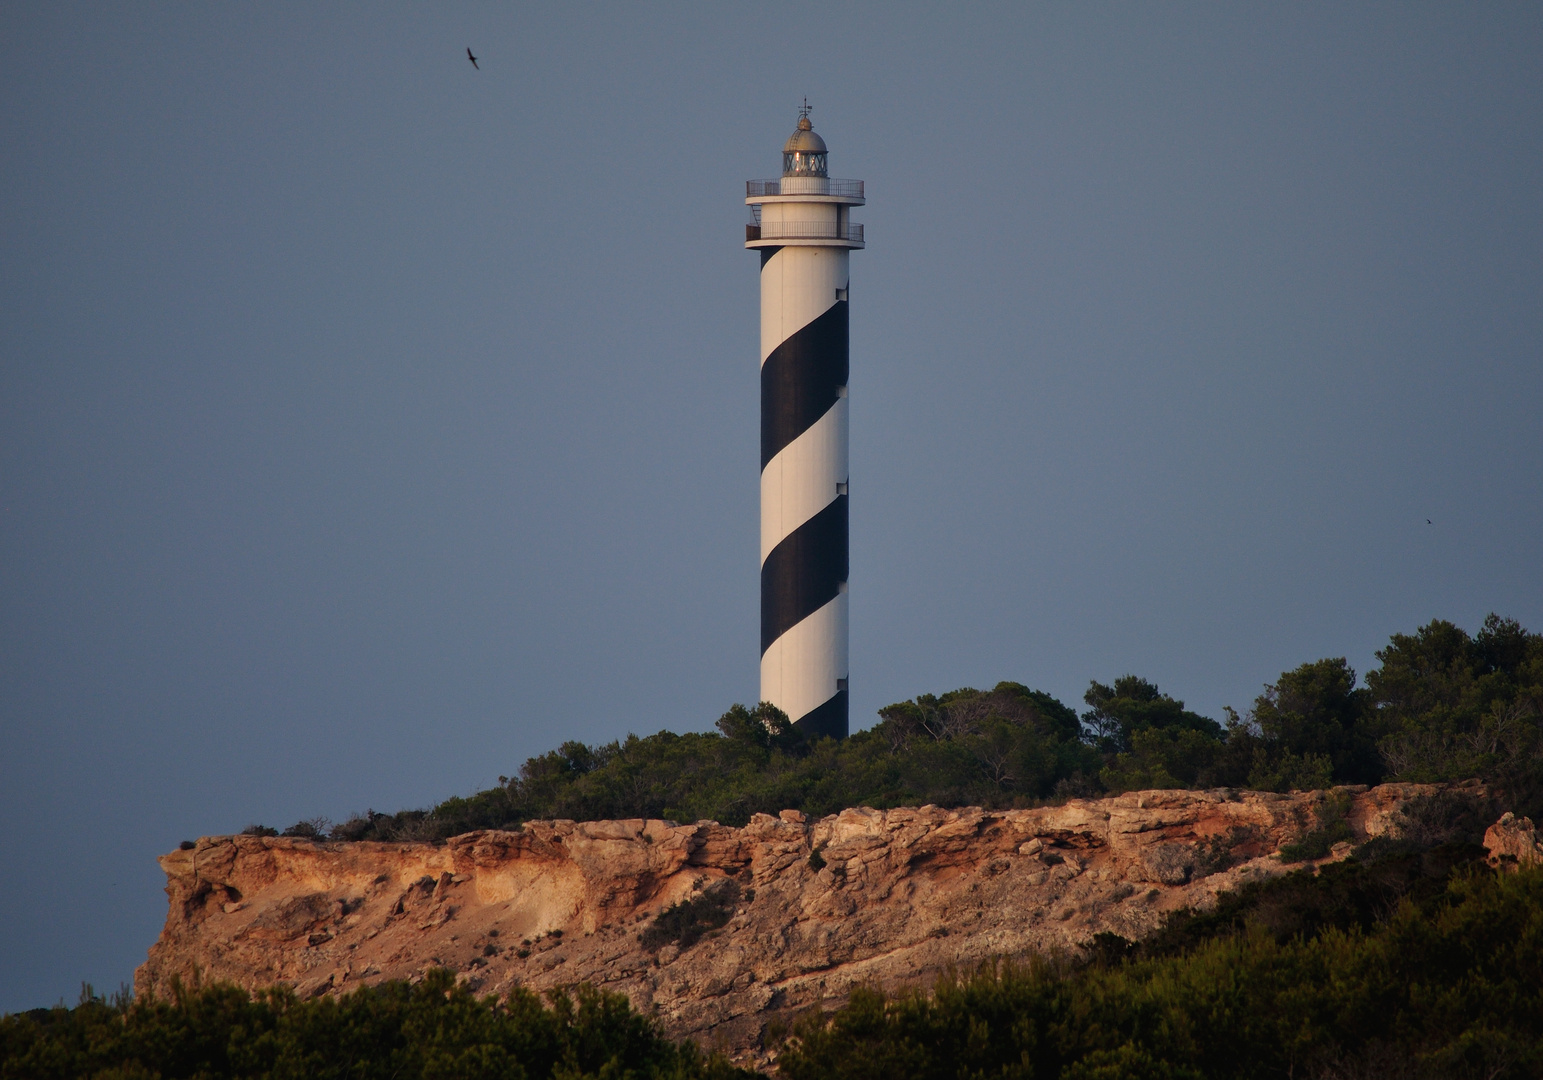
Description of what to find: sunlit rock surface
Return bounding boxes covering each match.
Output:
[138,784,1469,1066]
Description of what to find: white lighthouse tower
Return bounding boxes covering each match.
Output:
[746,105,865,739]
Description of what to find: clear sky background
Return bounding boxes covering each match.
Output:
[2,3,1540,1011]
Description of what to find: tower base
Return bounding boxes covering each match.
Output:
[796,689,848,741]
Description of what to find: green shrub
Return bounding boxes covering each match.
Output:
[280,817,330,839]
[776,864,1543,1080]
[297,615,1541,845]
[1137,840,1487,959]
[322,683,1106,841]
[639,880,742,953]
[1278,792,1356,863]
[0,970,752,1080]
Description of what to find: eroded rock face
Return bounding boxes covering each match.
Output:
[136,784,1461,1066]
[1485,812,1543,870]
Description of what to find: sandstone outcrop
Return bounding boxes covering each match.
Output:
[1485,811,1543,870]
[137,784,1468,1065]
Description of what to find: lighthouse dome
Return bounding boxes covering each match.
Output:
[782,114,828,178]
[783,115,828,154]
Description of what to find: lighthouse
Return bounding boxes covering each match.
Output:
[746,105,865,739]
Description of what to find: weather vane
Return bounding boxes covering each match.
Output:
[799,96,812,121]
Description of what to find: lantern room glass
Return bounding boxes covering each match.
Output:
[782,151,828,178]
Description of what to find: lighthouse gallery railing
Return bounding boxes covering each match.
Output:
[746,178,865,198]
[746,222,864,243]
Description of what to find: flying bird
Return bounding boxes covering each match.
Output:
[467,48,479,70]
[1427,519,1432,524]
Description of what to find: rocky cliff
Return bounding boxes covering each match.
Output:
[138,784,1471,1065]
[1485,811,1543,869]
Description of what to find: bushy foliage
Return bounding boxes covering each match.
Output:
[1372,616,1543,787]
[331,685,1104,839]
[776,863,1543,1080]
[1093,615,1543,809]
[1277,791,1357,863]
[0,969,751,1080]
[1137,832,1489,959]
[639,879,743,953]
[318,615,1543,842]
[1083,676,1223,754]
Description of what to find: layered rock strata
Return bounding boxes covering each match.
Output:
[138,784,1467,1064]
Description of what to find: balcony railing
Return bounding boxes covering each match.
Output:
[747,221,864,243]
[746,178,865,199]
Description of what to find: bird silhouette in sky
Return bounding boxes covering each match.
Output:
[1427,519,1433,524]
[467,48,479,70]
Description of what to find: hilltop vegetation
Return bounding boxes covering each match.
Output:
[304,615,1543,842]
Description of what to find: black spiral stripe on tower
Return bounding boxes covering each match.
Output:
[760,493,848,655]
[760,299,848,469]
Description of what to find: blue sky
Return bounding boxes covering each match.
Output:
[2,3,1540,1010]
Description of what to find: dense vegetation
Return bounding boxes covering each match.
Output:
[293,615,1541,841]
[775,858,1543,1080]
[0,970,751,1080]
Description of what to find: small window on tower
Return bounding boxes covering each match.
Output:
[836,384,848,398]
[837,678,849,692]
[836,481,848,496]
[835,287,848,301]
